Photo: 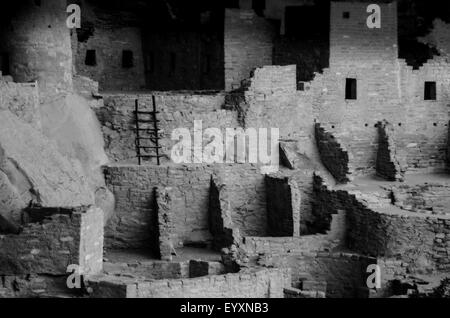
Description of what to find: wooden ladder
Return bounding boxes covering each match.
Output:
[134,96,163,165]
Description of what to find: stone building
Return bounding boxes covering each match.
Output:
[0,0,450,298]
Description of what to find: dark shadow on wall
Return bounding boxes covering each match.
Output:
[140,0,226,91]
[273,2,330,87]
[398,0,450,68]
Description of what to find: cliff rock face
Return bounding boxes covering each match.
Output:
[0,110,94,231]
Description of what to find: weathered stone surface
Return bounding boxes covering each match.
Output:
[376,120,405,181]
[88,267,291,298]
[315,123,353,184]
[0,206,103,276]
[0,111,94,227]
[0,78,40,129]
[156,187,178,261]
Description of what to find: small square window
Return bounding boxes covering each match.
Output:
[122,50,134,68]
[85,50,96,66]
[343,12,350,19]
[424,81,436,100]
[298,82,305,91]
[345,78,357,100]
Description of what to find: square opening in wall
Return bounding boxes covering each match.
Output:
[424,81,437,100]
[345,78,357,100]
[122,50,134,68]
[0,52,10,75]
[85,50,96,66]
[343,11,350,19]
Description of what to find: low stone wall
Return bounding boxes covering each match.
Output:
[105,163,267,250]
[209,176,241,251]
[104,164,214,250]
[0,275,74,298]
[257,252,373,298]
[391,182,450,215]
[102,260,226,281]
[313,175,450,272]
[239,236,338,265]
[89,268,291,298]
[315,123,352,183]
[347,205,450,272]
[376,120,405,181]
[0,206,103,276]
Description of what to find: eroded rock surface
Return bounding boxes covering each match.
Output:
[0,111,94,229]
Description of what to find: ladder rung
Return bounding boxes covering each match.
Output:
[137,120,161,123]
[136,128,163,132]
[139,155,165,158]
[135,111,160,114]
[138,146,162,149]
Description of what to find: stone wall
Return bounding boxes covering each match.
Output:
[0,275,72,298]
[0,206,103,276]
[102,259,226,281]
[104,164,214,250]
[0,0,73,103]
[224,9,275,91]
[89,268,291,298]
[347,205,450,273]
[96,92,237,164]
[231,65,313,142]
[155,187,177,261]
[209,176,240,251]
[258,252,373,298]
[104,163,268,250]
[315,124,352,183]
[313,176,450,273]
[215,165,267,237]
[391,182,450,215]
[376,120,405,181]
[265,175,301,237]
[72,25,146,91]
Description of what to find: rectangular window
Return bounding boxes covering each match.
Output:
[0,53,10,75]
[122,50,134,68]
[345,78,357,100]
[85,50,96,66]
[343,11,350,19]
[424,81,437,100]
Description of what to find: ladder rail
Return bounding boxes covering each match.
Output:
[134,96,163,166]
[152,95,161,166]
[135,99,142,165]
